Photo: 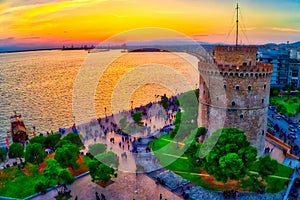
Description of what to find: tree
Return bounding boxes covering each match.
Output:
[89,143,106,156]
[45,134,61,149]
[58,169,75,185]
[63,133,83,147]
[25,143,46,166]
[270,88,279,97]
[196,127,206,138]
[87,159,116,182]
[43,159,61,181]
[0,149,7,162]
[202,128,258,183]
[55,139,72,150]
[34,177,49,193]
[185,140,202,168]
[132,112,142,124]
[160,94,169,110]
[8,143,24,162]
[55,143,79,169]
[257,155,278,177]
[30,136,46,147]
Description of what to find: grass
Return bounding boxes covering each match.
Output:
[0,165,44,198]
[150,133,293,193]
[150,134,219,190]
[250,161,293,177]
[0,155,89,199]
[270,96,300,117]
[265,176,288,193]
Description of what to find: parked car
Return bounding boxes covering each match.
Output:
[289,126,297,132]
[268,105,275,111]
[267,127,276,135]
[288,132,297,139]
[275,115,281,119]
[291,121,299,127]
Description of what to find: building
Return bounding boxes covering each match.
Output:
[257,47,300,88]
[257,48,290,88]
[198,46,273,154]
[288,58,300,88]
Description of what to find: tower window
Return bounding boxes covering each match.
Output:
[231,101,236,106]
[240,114,244,119]
[203,90,205,94]
[263,84,266,90]
[224,85,226,89]
[248,86,252,91]
[235,86,240,91]
[262,99,264,104]
[262,130,264,136]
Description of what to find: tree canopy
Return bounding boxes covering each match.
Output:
[0,149,7,162]
[202,128,258,183]
[257,155,278,177]
[55,139,72,150]
[43,159,74,185]
[25,143,46,165]
[30,136,46,147]
[132,112,142,123]
[8,143,24,160]
[63,133,83,147]
[44,134,61,149]
[54,143,79,169]
[87,159,117,182]
[58,168,75,185]
[43,159,61,180]
[160,94,169,110]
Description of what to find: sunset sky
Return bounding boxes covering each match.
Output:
[1,0,300,51]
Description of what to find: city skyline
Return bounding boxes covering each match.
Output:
[1,0,300,51]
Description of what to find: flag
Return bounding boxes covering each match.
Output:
[5,138,9,146]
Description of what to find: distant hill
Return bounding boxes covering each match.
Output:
[290,41,300,47]
[260,41,300,48]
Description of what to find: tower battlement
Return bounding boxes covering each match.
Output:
[213,45,257,66]
[214,46,257,54]
[198,60,273,77]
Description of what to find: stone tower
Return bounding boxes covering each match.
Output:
[198,46,273,154]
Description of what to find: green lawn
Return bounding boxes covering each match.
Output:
[270,96,300,117]
[150,133,293,193]
[0,165,47,198]
[250,160,293,177]
[150,134,218,190]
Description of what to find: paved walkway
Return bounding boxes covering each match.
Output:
[32,172,182,200]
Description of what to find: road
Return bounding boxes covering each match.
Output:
[267,108,300,156]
